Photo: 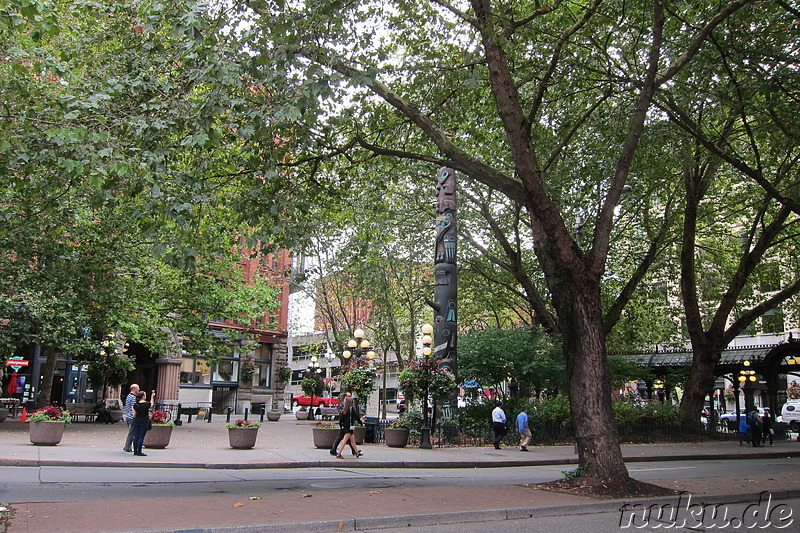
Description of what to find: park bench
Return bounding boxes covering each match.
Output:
[319,407,339,420]
[66,403,97,422]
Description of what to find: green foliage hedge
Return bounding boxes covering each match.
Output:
[453,396,680,428]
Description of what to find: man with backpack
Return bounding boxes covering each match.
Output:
[747,407,763,448]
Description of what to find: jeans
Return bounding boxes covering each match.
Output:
[124,418,135,451]
[132,421,149,454]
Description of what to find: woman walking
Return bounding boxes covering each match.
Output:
[132,391,153,456]
[336,396,363,459]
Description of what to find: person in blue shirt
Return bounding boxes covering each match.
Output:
[516,406,531,452]
[738,412,750,446]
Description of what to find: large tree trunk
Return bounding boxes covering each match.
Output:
[680,349,719,428]
[558,285,630,485]
[36,345,58,408]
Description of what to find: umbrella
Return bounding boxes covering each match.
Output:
[5,371,18,395]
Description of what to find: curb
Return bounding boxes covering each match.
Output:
[2,449,798,470]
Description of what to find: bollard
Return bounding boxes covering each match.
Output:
[207,408,212,423]
[187,408,193,424]
[259,404,265,423]
[244,408,249,421]
[226,406,233,423]
[174,403,183,426]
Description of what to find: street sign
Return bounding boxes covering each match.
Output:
[7,357,29,370]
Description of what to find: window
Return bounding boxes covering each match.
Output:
[213,359,239,382]
[180,355,211,385]
[253,343,272,388]
[763,309,784,334]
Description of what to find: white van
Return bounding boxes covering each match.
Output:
[780,400,800,431]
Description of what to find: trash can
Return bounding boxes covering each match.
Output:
[364,416,379,443]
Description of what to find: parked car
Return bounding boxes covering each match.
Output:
[780,400,800,432]
[719,407,766,429]
[291,395,340,408]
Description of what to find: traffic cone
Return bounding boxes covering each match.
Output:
[20,407,27,423]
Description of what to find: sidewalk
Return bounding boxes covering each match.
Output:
[2,417,800,532]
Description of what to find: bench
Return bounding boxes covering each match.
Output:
[66,403,97,422]
[319,407,339,420]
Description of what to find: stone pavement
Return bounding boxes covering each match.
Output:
[1,417,800,532]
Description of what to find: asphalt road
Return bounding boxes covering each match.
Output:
[2,457,798,503]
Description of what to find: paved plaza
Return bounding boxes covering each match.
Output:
[1,416,799,532]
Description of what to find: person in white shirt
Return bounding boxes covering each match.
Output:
[492,401,507,450]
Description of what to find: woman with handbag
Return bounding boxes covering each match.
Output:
[132,391,154,456]
[335,396,363,459]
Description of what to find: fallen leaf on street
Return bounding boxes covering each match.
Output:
[233,502,244,507]
[249,497,262,500]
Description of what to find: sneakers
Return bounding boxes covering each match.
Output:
[520,446,528,452]
[123,448,131,453]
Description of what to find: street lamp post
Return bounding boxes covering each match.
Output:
[419,323,434,449]
[738,360,757,412]
[306,356,322,418]
[341,328,376,414]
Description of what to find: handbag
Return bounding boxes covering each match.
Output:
[770,428,774,435]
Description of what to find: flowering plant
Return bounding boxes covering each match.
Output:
[314,421,339,429]
[339,360,377,411]
[398,359,457,404]
[29,405,72,424]
[150,410,174,426]
[226,419,260,429]
[787,383,800,399]
[387,415,413,430]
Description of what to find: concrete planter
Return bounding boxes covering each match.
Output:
[384,428,410,448]
[143,424,173,449]
[295,410,310,420]
[266,410,282,422]
[29,420,66,446]
[312,427,339,449]
[228,427,259,449]
[0,408,8,423]
[354,425,365,445]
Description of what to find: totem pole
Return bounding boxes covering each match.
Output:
[427,167,457,377]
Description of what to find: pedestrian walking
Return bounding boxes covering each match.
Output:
[330,392,357,456]
[738,412,750,446]
[132,391,153,456]
[122,383,139,453]
[748,407,763,448]
[761,408,774,447]
[516,406,531,452]
[492,401,507,450]
[335,396,363,458]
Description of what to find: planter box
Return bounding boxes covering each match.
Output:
[29,420,65,446]
[354,425,365,445]
[266,410,282,422]
[228,427,259,449]
[384,428,410,448]
[0,408,8,423]
[296,410,310,420]
[312,427,339,449]
[143,424,173,449]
